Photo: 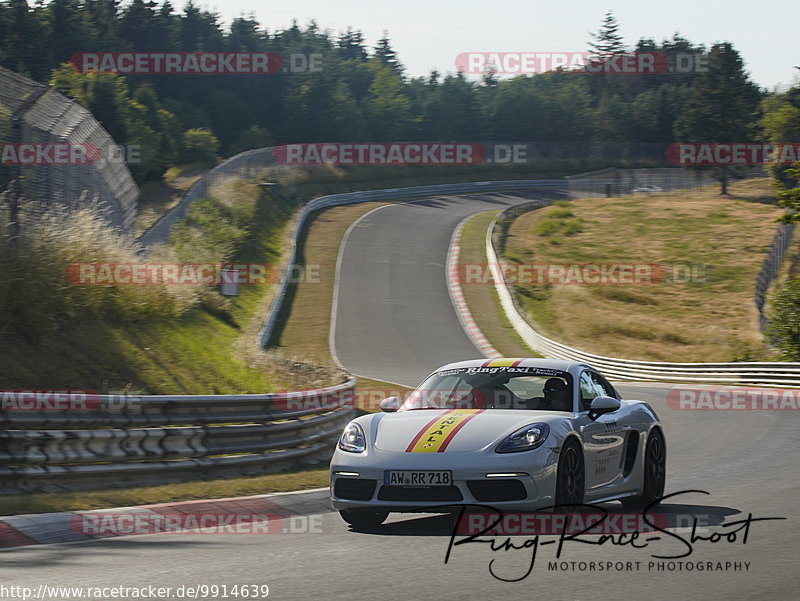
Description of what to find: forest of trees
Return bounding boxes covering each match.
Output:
[0,1,798,186]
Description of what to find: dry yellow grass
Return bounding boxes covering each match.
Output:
[0,469,330,516]
[459,211,536,357]
[268,201,412,406]
[503,179,786,362]
[273,202,389,362]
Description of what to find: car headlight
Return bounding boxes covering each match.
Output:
[495,423,550,453]
[338,422,366,453]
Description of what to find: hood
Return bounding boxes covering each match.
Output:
[373,408,565,453]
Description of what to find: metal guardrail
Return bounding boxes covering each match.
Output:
[565,167,715,197]
[0,381,356,493]
[485,203,800,386]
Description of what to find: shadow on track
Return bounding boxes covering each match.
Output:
[343,502,742,536]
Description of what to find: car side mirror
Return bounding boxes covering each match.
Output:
[379,396,400,412]
[588,395,621,421]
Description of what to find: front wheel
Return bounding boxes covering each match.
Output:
[339,509,388,529]
[621,429,666,509]
[554,439,585,509]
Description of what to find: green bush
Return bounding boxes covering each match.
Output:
[0,199,199,341]
[180,128,220,165]
[768,278,800,360]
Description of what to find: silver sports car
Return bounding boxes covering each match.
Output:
[330,358,666,528]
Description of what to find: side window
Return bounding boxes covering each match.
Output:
[579,371,596,411]
[590,372,617,399]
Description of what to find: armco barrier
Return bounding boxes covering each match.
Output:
[0,380,356,493]
[484,204,800,386]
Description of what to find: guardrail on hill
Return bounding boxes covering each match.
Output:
[0,380,355,493]
[485,203,800,387]
[564,167,716,197]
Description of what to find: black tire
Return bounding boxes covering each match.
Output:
[554,438,585,509]
[339,509,388,529]
[621,428,666,509]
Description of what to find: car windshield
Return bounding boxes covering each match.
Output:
[399,367,573,411]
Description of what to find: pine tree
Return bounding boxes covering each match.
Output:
[588,11,625,59]
[0,0,48,79]
[673,42,762,194]
[374,32,403,76]
[44,0,94,72]
[337,27,367,61]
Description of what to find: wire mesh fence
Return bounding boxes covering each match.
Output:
[0,66,139,235]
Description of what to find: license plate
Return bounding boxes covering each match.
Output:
[384,470,452,487]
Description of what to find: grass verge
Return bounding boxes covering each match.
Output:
[0,468,330,516]
[501,178,785,362]
[458,211,536,357]
[0,183,313,393]
[265,199,412,409]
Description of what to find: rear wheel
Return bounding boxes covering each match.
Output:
[339,509,388,529]
[621,429,666,509]
[554,439,585,509]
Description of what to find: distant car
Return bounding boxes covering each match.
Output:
[633,185,664,193]
[330,358,666,528]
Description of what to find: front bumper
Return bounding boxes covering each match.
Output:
[330,445,559,512]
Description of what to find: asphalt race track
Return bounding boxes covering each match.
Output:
[2,193,797,601]
[333,192,564,385]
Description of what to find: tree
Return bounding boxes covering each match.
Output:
[422,72,485,140]
[773,162,800,223]
[337,27,367,61]
[44,0,95,71]
[228,125,274,155]
[329,81,369,140]
[85,0,121,51]
[0,0,48,79]
[488,77,546,141]
[762,85,800,187]
[588,11,625,60]
[364,65,413,140]
[768,271,800,360]
[119,0,157,50]
[181,128,219,164]
[373,32,403,76]
[673,42,762,194]
[227,15,264,51]
[178,1,223,51]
